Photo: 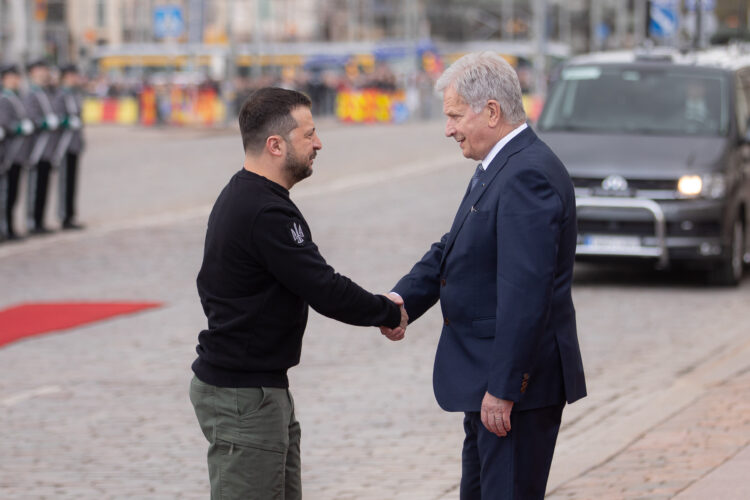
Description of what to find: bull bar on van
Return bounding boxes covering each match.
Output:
[575,197,669,268]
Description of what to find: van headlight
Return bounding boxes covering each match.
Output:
[677,175,702,196]
[703,174,726,199]
[677,174,726,199]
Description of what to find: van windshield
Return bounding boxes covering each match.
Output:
[538,65,729,136]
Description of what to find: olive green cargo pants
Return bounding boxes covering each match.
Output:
[189,376,301,500]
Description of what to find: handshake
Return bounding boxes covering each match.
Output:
[380,292,408,341]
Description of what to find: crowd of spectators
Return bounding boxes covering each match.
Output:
[83,61,416,120]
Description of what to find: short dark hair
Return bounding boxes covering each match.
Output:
[239,87,312,154]
[59,64,79,77]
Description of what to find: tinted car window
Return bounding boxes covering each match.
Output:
[539,65,729,137]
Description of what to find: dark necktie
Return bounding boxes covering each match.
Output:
[469,163,484,192]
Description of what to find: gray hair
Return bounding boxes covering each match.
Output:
[435,51,527,125]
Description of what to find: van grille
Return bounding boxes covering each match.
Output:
[571,176,677,191]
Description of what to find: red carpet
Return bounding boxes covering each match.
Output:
[0,302,162,348]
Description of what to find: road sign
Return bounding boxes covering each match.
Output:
[154,6,185,39]
[595,23,611,44]
[650,0,678,39]
[187,0,205,43]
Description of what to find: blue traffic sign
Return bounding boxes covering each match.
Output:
[596,23,611,43]
[650,0,678,39]
[154,6,185,39]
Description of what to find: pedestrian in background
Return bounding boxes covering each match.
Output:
[189,87,407,499]
[23,60,60,235]
[0,63,34,242]
[52,64,85,230]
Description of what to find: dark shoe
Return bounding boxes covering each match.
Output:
[6,232,24,242]
[29,226,54,236]
[62,221,85,231]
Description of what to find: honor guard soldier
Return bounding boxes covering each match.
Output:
[0,64,35,241]
[24,59,60,235]
[52,64,85,230]
[0,67,5,242]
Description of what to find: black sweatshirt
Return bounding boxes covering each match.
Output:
[192,169,401,388]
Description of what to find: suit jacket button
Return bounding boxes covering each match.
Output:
[444,318,450,326]
[440,279,446,287]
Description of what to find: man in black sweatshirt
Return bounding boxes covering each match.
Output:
[189,87,406,499]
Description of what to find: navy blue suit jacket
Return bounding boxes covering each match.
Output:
[394,127,586,412]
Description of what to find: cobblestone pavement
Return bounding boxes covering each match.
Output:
[1,122,749,499]
[548,352,750,499]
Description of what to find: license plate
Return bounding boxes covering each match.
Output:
[582,235,642,251]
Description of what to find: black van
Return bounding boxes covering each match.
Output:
[537,46,750,285]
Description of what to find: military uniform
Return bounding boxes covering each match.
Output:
[0,64,34,240]
[52,65,85,229]
[23,61,60,234]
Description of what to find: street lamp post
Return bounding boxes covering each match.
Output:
[634,0,647,46]
[405,0,420,120]
[693,0,704,49]
[615,0,628,48]
[502,0,514,40]
[559,1,572,50]
[252,0,263,79]
[225,0,237,124]
[589,0,601,52]
[533,0,548,99]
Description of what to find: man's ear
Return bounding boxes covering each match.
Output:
[487,100,502,127]
[266,135,285,158]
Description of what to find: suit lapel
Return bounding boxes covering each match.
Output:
[441,127,537,266]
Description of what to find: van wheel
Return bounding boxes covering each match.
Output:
[709,219,744,287]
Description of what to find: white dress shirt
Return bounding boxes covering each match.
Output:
[388,122,529,304]
[480,122,528,171]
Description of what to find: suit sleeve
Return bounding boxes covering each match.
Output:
[488,168,562,402]
[392,233,448,323]
[251,205,401,328]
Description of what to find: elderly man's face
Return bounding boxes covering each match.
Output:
[443,86,492,161]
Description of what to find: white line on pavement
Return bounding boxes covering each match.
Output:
[546,334,750,494]
[0,155,463,259]
[1,385,62,407]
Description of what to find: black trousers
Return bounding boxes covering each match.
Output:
[460,403,565,500]
[27,160,52,230]
[1,163,22,237]
[59,152,79,224]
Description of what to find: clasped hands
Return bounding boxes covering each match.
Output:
[380,292,408,341]
[378,294,513,437]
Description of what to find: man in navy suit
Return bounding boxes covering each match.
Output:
[381,52,586,499]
